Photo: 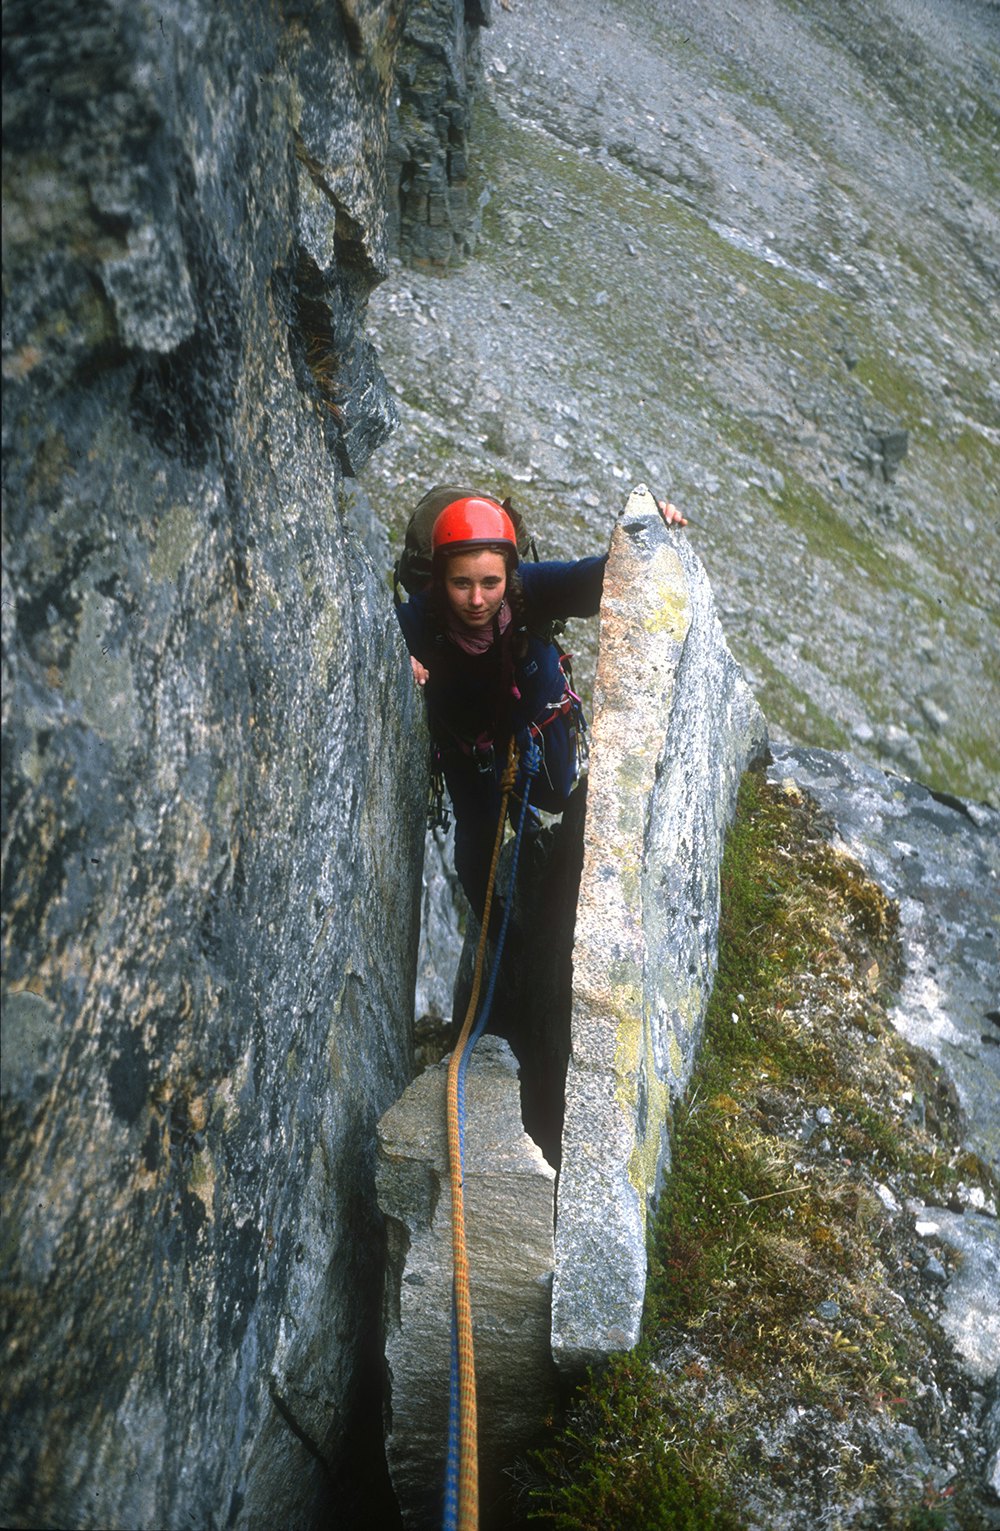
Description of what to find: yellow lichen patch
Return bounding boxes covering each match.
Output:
[671,980,703,1042]
[628,1064,669,1202]
[612,1033,642,1099]
[609,966,645,1077]
[189,1150,216,1222]
[149,501,200,584]
[643,546,692,643]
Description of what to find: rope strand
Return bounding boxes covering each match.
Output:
[443,740,541,1531]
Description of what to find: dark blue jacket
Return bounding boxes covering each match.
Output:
[395,555,606,799]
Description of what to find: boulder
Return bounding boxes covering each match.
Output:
[377,1037,558,1529]
[551,486,767,1372]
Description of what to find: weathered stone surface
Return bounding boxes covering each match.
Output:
[923,1210,1000,1388]
[1,5,423,1528]
[388,0,491,267]
[552,486,767,1372]
[767,744,1000,1175]
[415,823,464,1029]
[377,1037,558,1529]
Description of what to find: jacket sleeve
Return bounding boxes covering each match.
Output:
[519,554,607,625]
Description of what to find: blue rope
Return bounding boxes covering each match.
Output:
[443,742,542,1530]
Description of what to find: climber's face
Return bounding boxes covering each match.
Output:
[443,548,508,629]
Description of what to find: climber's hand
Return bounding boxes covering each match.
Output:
[410,656,429,687]
[657,498,687,527]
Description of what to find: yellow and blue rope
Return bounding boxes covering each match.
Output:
[443,740,542,1531]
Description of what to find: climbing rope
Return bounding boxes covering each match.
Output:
[443,738,542,1531]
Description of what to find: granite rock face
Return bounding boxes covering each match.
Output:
[377,1036,558,1530]
[388,0,491,266]
[414,823,464,1033]
[551,486,768,1372]
[1,5,425,1528]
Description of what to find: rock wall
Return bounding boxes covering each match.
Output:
[388,0,491,266]
[552,487,768,1371]
[1,4,425,1528]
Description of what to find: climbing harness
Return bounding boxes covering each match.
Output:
[518,650,588,798]
[443,738,543,1531]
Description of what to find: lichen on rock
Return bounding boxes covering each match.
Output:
[552,486,767,1373]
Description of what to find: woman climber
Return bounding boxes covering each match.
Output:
[394,489,687,921]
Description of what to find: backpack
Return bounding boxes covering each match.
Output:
[392,484,537,602]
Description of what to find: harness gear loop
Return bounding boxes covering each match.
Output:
[443,738,541,1531]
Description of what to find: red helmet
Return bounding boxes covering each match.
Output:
[431,496,519,565]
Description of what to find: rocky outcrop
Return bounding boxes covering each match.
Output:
[768,744,1000,1177]
[388,0,492,266]
[767,743,1000,1502]
[377,1037,558,1529]
[1,4,425,1528]
[552,487,768,1371]
[377,486,767,1518]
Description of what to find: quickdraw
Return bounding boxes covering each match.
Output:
[429,751,451,832]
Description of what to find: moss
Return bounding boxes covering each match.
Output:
[528,1352,743,1531]
[852,349,930,423]
[527,769,995,1527]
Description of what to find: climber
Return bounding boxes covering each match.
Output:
[395,491,687,922]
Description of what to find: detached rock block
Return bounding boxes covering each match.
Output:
[377,1037,558,1528]
[552,486,767,1372]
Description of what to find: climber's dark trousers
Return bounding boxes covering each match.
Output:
[447,766,506,924]
[446,759,566,925]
